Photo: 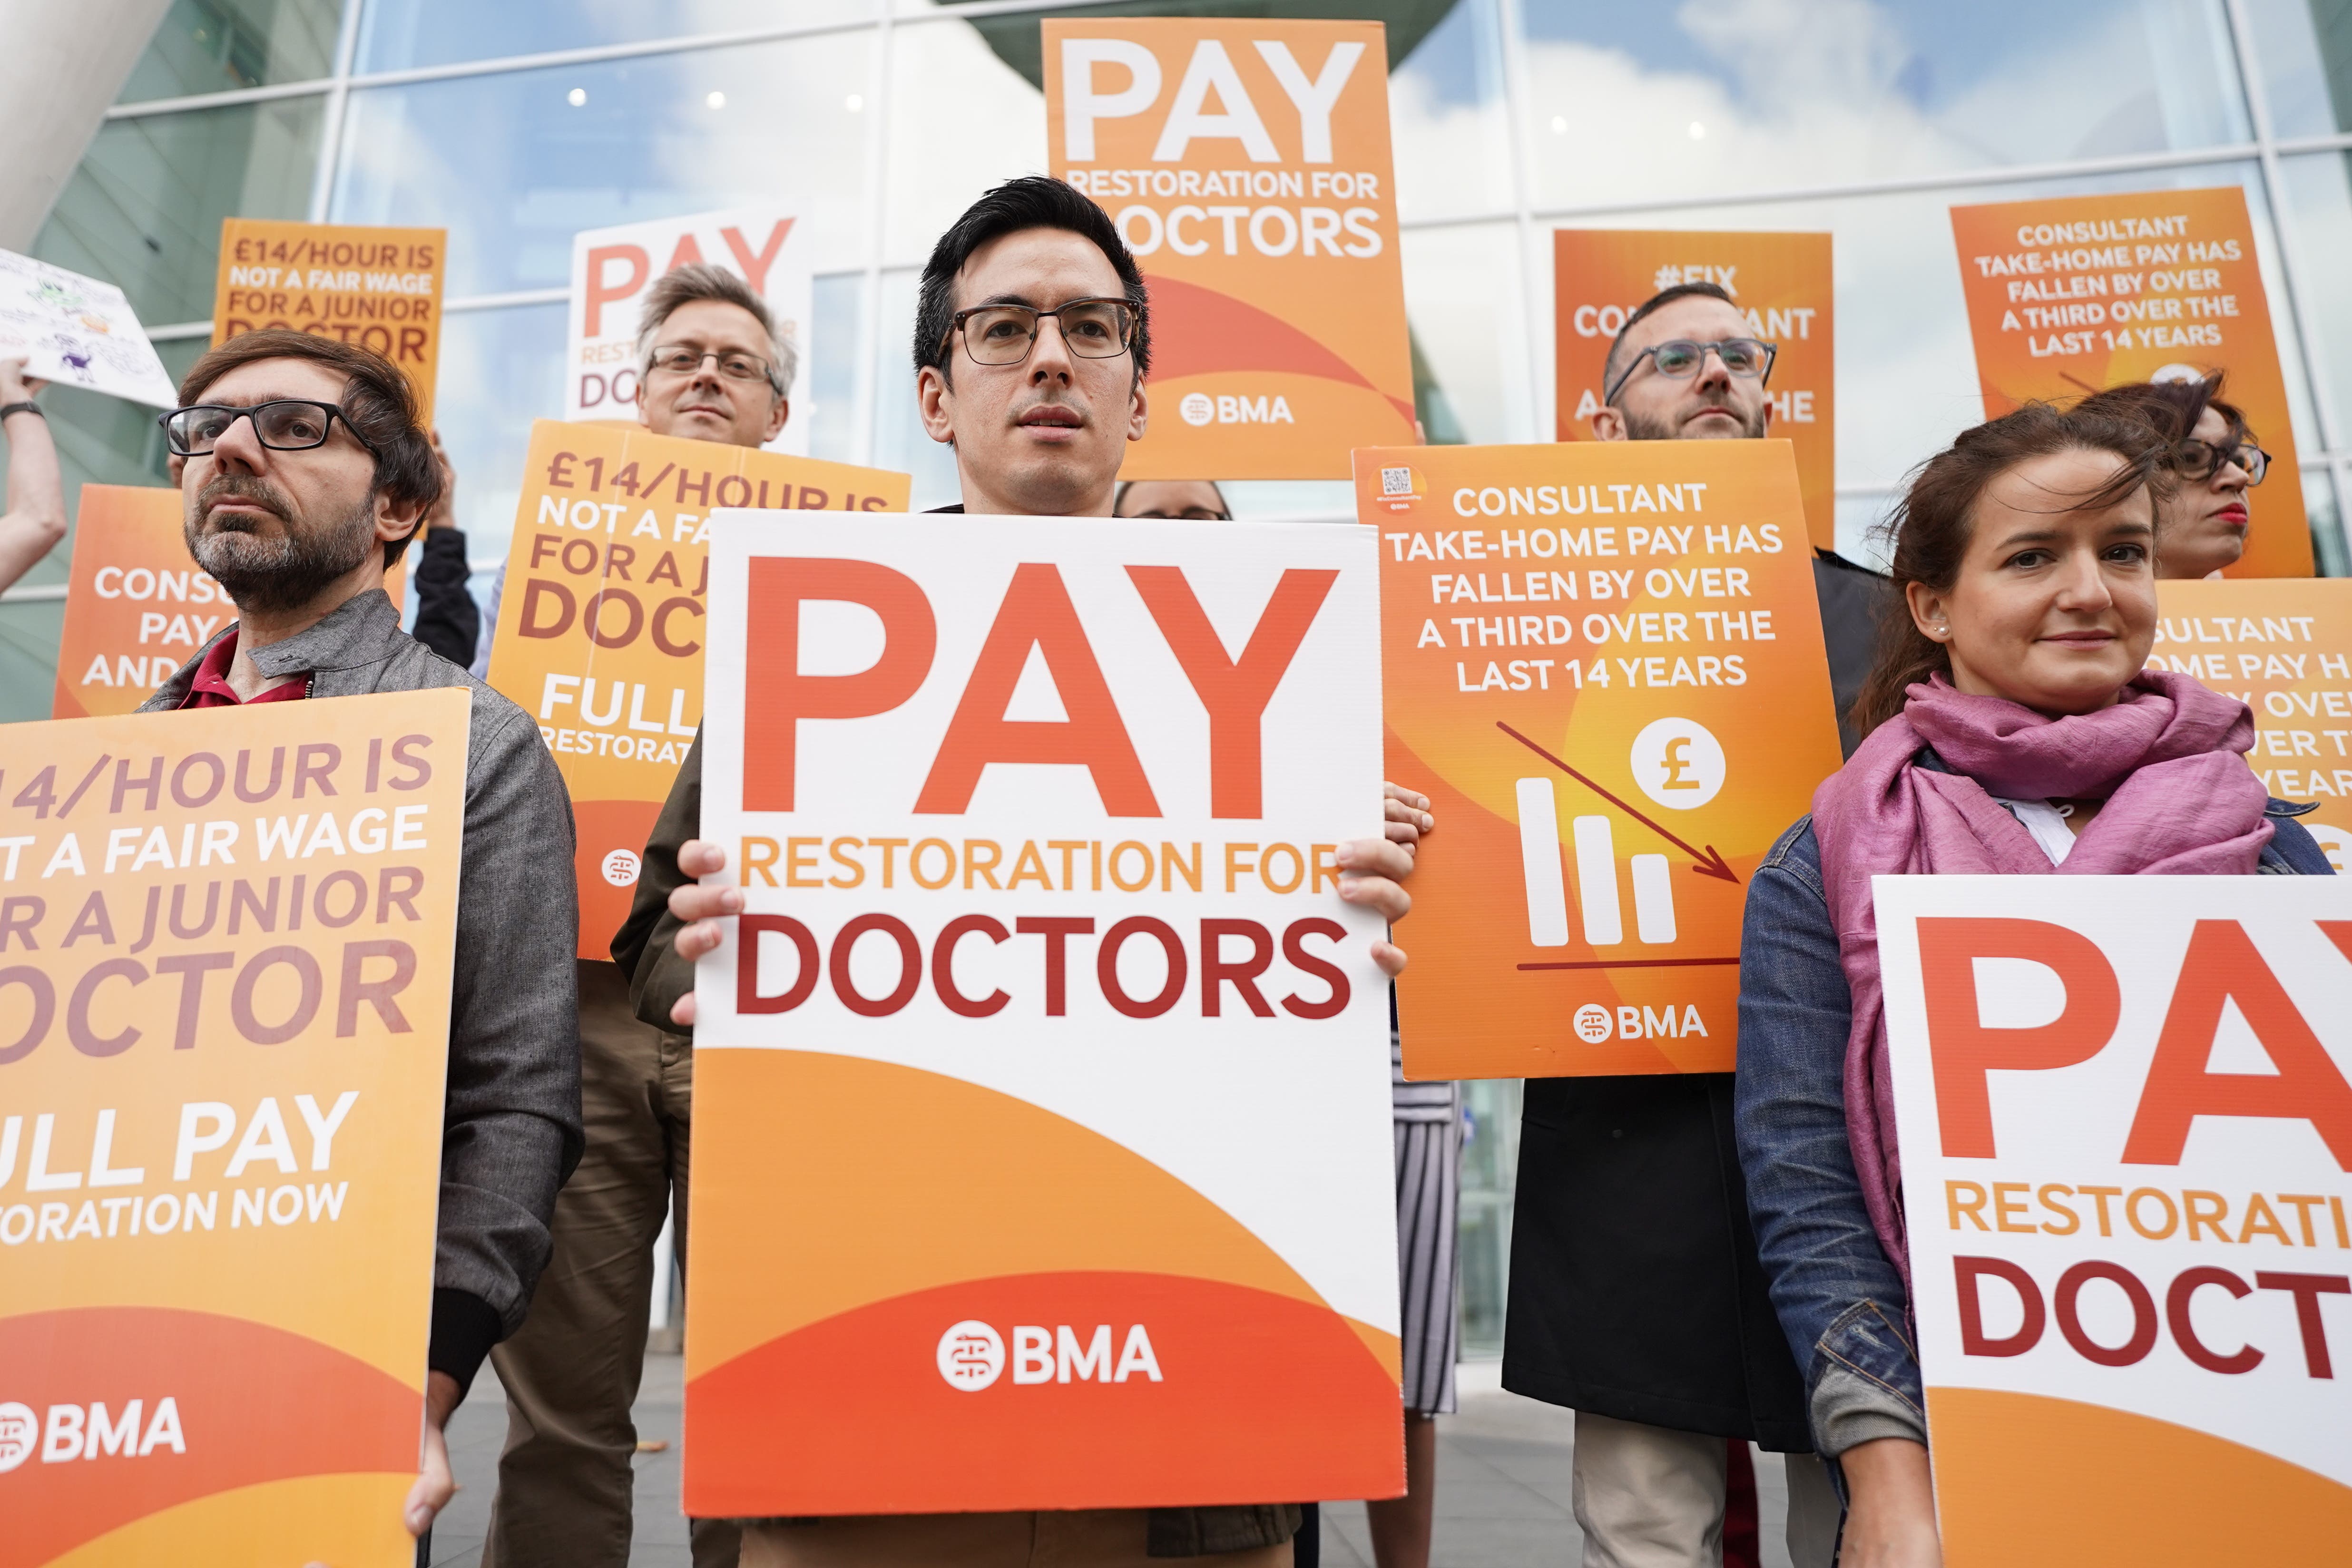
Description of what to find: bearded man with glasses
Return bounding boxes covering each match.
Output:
[142,328,583,1549]
[1501,282,1850,1568]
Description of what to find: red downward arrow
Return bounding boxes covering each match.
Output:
[1496,722,1740,885]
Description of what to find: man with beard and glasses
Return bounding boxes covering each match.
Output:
[142,328,583,1549]
[1499,283,1851,1568]
[611,176,1430,1568]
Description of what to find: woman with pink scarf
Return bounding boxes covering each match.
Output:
[1732,401,2331,1567]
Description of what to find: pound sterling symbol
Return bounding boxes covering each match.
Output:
[1660,735,1701,792]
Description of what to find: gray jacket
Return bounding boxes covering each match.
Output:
[143,588,583,1391]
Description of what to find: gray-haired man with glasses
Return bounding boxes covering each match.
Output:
[433,258,802,1568]
[1506,281,1850,1568]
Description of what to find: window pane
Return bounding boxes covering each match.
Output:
[333,35,878,297]
[120,0,344,103]
[1388,0,1515,227]
[1402,221,1535,444]
[1518,0,2251,216]
[883,16,1043,266]
[32,98,323,328]
[873,267,964,512]
[2279,152,2352,441]
[355,0,862,74]
[2237,0,2352,137]
[2304,460,2347,576]
[428,302,567,575]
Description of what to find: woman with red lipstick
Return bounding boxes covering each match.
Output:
[1728,400,2330,1568]
[2074,373,2264,578]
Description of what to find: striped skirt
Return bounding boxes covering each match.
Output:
[1392,1032,1462,1415]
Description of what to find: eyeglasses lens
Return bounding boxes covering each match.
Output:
[255,403,330,447]
[1648,340,1768,379]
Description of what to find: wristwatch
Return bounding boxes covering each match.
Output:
[0,402,41,421]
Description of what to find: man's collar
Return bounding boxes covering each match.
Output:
[243,588,404,677]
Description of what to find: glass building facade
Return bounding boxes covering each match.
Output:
[11,0,2352,1353]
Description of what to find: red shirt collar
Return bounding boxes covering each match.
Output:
[179,632,308,708]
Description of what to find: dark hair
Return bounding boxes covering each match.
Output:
[178,328,442,568]
[913,176,1150,384]
[2070,371,2253,459]
[1850,402,2171,736]
[1602,281,1739,402]
[637,261,796,398]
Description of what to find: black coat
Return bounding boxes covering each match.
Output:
[1497,553,1891,1452]
[1502,1072,1809,1450]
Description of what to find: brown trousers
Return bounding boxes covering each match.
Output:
[482,959,740,1568]
[741,1511,1293,1568]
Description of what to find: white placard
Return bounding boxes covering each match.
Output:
[1877,873,2352,1556]
[0,249,180,408]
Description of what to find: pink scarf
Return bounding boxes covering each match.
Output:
[1807,670,2271,1283]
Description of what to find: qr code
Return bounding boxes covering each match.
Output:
[1380,466,1413,496]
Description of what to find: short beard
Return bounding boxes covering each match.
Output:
[1619,400,1768,441]
[186,475,378,617]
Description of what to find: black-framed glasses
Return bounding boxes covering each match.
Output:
[2174,438,2269,486]
[648,344,774,383]
[947,298,1137,366]
[1604,337,1777,403]
[159,400,372,458]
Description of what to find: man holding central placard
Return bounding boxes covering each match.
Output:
[1508,281,1840,1568]
[617,176,1424,1568]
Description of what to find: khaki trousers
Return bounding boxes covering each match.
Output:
[1571,1412,1839,1568]
[482,960,739,1568]
[741,1511,1293,1568]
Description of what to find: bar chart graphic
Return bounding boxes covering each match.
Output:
[1514,778,1677,947]
[1499,721,1739,972]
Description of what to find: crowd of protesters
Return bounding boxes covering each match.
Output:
[11,165,2297,1568]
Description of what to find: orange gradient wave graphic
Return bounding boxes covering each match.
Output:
[1929,1386,2352,1565]
[0,1307,419,1568]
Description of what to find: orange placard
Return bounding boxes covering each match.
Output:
[0,689,468,1566]
[213,220,447,426]
[1949,187,2309,576]
[2151,577,2352,866]
[483,421,910,959]
[51,487,224,720]
[1362,440,1842,1077]
[51,486,404,720]
[1553,230,1834,549]
[1045,19,1415,478]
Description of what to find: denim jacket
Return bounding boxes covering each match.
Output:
[1733,788,2332,1457]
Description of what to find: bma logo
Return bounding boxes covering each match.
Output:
[1574,1002,1709,1043]
[934,1321,1164,1392]
[1178,392,1297,428]
[0,1397,185,1472]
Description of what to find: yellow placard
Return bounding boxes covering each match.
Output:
[0,690,469,1566]
[213,220,447,426]
[1362,440,1842,1077]
[483,420,910,959]
[1045,19,1416,478]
